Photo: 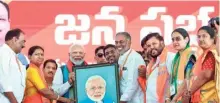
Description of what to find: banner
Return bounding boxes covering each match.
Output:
[9,1,219,64]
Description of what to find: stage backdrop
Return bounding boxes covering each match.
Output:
[9,0,219,64]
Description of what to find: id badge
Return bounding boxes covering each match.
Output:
[170,84,176,96]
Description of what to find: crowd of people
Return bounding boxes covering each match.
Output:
[0,1,220,103]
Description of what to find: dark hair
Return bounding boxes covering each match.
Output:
[28,46,44,56]
[116,32,131,41]
[141,36,147,48]
[103,44,116,56]
[144,32,164,43]
[5,28,24,41]
[43,59,58,69]
[172,28,190,43]
[208,17,219,28]
[198,26,215,39]
[0,1,10,19]
[95,46,105,55]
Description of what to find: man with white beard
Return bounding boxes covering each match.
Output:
[82,75,114,103]
[53,43,88,103]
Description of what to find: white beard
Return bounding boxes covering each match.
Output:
[87,92,105,102]
[70,57,84,65]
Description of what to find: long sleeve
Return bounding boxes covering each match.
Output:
[120,56,146,101]
[0,52,13,93]
[52,67,71,96]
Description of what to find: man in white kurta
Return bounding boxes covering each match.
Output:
[146,52,174,102]
[141,33,175,102]
[0,29,26,103]
[115,32,145,103]
[118,49,146,103]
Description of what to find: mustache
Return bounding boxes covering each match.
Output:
[48,72,54,75]
[199,40,204,43]
[108,56,115,59]
[150,48,158,53]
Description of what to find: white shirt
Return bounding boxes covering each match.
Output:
[95,101,103,103]
[118,49,146,103]
[52,67,72,96]
[146,52,175,102]
[0,44,26,103]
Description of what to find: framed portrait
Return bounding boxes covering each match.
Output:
[74,63,120,103]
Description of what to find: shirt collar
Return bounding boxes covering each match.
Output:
[3,43,16,55]
[95,101,103,103]
[120,48,132,57]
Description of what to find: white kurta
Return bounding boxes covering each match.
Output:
[52,67,72,96]
[146,52,175,103]
[118,49,146,103]
[0,44,26,103]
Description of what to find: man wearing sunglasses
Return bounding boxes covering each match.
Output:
[94,46,107,64]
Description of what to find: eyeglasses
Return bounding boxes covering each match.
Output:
[97,53,104,58]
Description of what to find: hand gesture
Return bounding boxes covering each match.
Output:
[68,72,75,84]
[138,65,147,78]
